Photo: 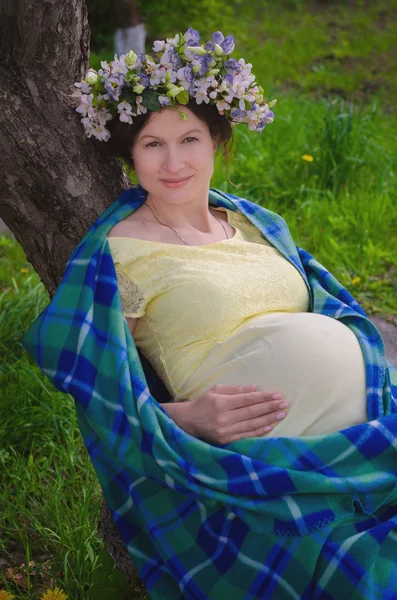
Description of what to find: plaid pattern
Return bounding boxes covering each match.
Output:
[23,185,397,599]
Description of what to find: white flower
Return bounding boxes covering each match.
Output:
[117,101,133,114]
[111,55,128,76]
[76,94,94,117]
[153,40,165,52]
[209,90,218,99]
[216,100,231,111]
[94,124,111,141]
[166,34,180,46]
[119,112,133,124]
[74,82,92,94]
[85,70,98,85]
[97,109,113,126]
[135,96,148,115]
[195,91,210,104]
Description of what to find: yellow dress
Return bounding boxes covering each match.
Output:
[107,207,367,437]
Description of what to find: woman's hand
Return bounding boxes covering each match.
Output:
[164,384,288,445]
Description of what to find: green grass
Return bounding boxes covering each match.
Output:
[2,1,397,597]
[0,267,147,597]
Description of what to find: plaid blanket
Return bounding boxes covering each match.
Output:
[22,185,397,599]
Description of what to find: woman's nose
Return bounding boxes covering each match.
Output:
[163,148,186,172]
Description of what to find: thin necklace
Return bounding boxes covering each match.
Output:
[144,202,229,246]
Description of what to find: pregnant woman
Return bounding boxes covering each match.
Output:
[106,100,368,440]
[23,30,397,600]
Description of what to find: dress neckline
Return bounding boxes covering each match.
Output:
[107,207,240,248]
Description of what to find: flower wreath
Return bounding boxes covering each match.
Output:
[74,28,277,142]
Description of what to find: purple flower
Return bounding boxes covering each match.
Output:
[256,119,267,132]
[204,41,215,51]
[135,53,146,70]
[182,64,195,83]
[196,54,215,77]
[159,96,171,107]
[184,27,200,45]
[104,74,124,101]
[225,58,241,74]
[168,45,184,69]
[221,35,235,55]
[138,73,150,87]
[223,73,234,85]
[212,31,224,45]
[230,108,245,121]
[266,110,275,121]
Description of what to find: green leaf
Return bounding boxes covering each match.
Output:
[141,89,162,112]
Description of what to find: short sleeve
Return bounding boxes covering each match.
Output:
[115,268,146,318]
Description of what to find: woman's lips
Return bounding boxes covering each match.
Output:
[161,176,192,188]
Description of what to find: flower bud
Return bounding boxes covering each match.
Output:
[125,50,137,67]
[255,94,264,104]
[133,84,145,94]
[176,90,189,104]
[186,46,206,56]
[192,64,202,74]
[168,86,186,98]
[85,70,98,85]
[268,99,278,108]
[207,68,220,76]
[214,44,224,56]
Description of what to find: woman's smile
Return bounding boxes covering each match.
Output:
[161,175,193,188]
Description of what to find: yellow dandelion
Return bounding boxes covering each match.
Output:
[20,268,28,273]
[39,588,68,600]
[0,591,15,600]
[351,277,361,286]
[302,154,314,162]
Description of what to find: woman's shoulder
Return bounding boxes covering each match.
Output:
[107,206,162,242]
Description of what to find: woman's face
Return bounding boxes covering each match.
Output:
[130,106,217,202]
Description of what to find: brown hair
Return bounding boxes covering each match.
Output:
[96,100,235,184]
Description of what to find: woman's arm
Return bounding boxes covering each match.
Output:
[159,384,287,445]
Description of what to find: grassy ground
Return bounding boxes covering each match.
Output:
[1,1,397,598]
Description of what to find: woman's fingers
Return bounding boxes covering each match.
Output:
[229,397,288,423]
[226,407,287,441]
[205,384,288,445]
[211,385,284,412]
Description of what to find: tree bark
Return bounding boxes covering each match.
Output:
[0,0,129,296]
[0,0,143,588]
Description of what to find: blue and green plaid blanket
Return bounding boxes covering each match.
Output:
[23,185,397,599]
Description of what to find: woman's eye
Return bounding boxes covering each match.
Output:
[146,137,198,148]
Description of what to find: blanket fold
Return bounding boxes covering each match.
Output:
[23,185,397,599]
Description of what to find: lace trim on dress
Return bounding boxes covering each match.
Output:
[116,269,146,317]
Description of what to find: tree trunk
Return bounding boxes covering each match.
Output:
[0,0,129,296]
[0,0,144,588]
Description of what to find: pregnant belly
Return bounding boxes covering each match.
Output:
[173,312,368,437]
